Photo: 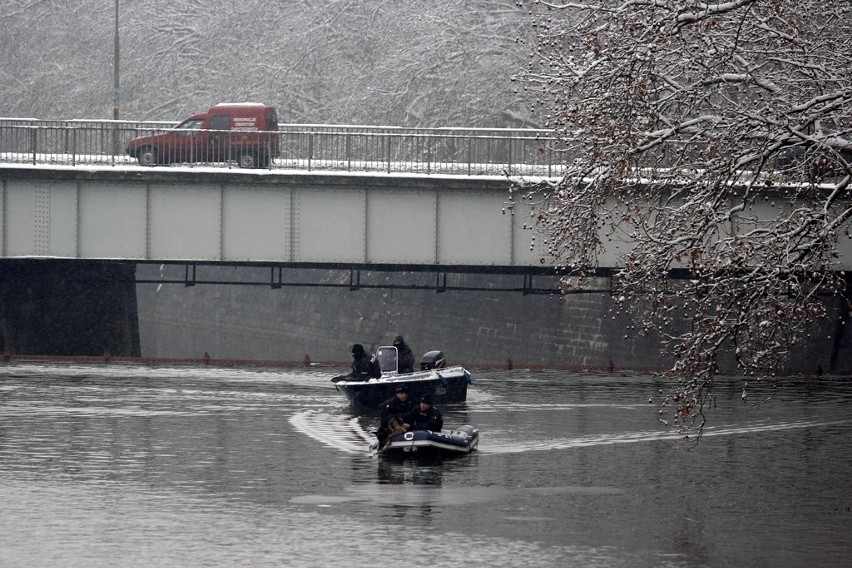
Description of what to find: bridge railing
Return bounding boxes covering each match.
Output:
[0,119,172,167]
[0,118,567,177]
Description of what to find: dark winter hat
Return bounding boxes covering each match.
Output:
[393,335,404,345]
[419,394,433,405]
[395,385,409,393]
[352,344,365,355]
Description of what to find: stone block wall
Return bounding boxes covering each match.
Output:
[0,260,140,357]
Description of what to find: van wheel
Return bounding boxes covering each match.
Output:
[138,147,158,167]
[237,153,256,168]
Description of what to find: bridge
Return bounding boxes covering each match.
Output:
[1,119,851,361]
[0,164,561,284]
[0,119,578,288]
[3,118,852,276]
[0,121,570,357]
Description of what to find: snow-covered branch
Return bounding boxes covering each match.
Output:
[517,0,852,432]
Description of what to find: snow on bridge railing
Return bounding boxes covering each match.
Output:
[0,118,568,178]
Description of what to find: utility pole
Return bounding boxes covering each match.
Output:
[113,0,120,120]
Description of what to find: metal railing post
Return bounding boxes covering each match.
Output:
[346,132,351,172]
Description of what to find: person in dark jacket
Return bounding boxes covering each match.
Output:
[348,344,379,381]
[403,394,443,432]
[393,335,415,374]
[375,385,416,447]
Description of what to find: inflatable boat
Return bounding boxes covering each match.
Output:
[373,425,479,458]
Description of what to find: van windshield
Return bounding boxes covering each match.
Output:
[175,119,204,131]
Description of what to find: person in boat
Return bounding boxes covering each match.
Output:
[348,344,380,381]
[403,394,444,432]
[393,335,415,374]
[376,385,416,447]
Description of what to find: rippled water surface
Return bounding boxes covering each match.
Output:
[1,364,851,567]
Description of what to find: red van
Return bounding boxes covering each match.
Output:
[126,103,279,168]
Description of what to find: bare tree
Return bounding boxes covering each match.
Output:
[515,0,852,431]
[0,0,534,127]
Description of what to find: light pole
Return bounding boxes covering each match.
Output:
[113,0,120,120]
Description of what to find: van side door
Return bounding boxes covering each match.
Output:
[209,115,231,162]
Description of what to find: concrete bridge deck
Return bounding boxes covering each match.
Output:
[0,164,556,272]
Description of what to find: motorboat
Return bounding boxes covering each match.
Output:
[332,346,472,411]
[373,425,479,458]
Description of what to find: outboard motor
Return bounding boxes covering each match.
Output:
[420,350,446,370]
[450,425,477,443]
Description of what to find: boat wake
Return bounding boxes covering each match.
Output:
[484,418,851,454]
[291,409,851,457]
[289,410,374,454]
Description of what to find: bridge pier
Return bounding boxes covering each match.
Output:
[0,260,140,357]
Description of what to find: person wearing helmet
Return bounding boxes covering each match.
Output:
[403,393,443,432]
[392,335,415,374]
[347,344,378,381]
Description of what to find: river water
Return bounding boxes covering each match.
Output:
[0,363,850,567]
